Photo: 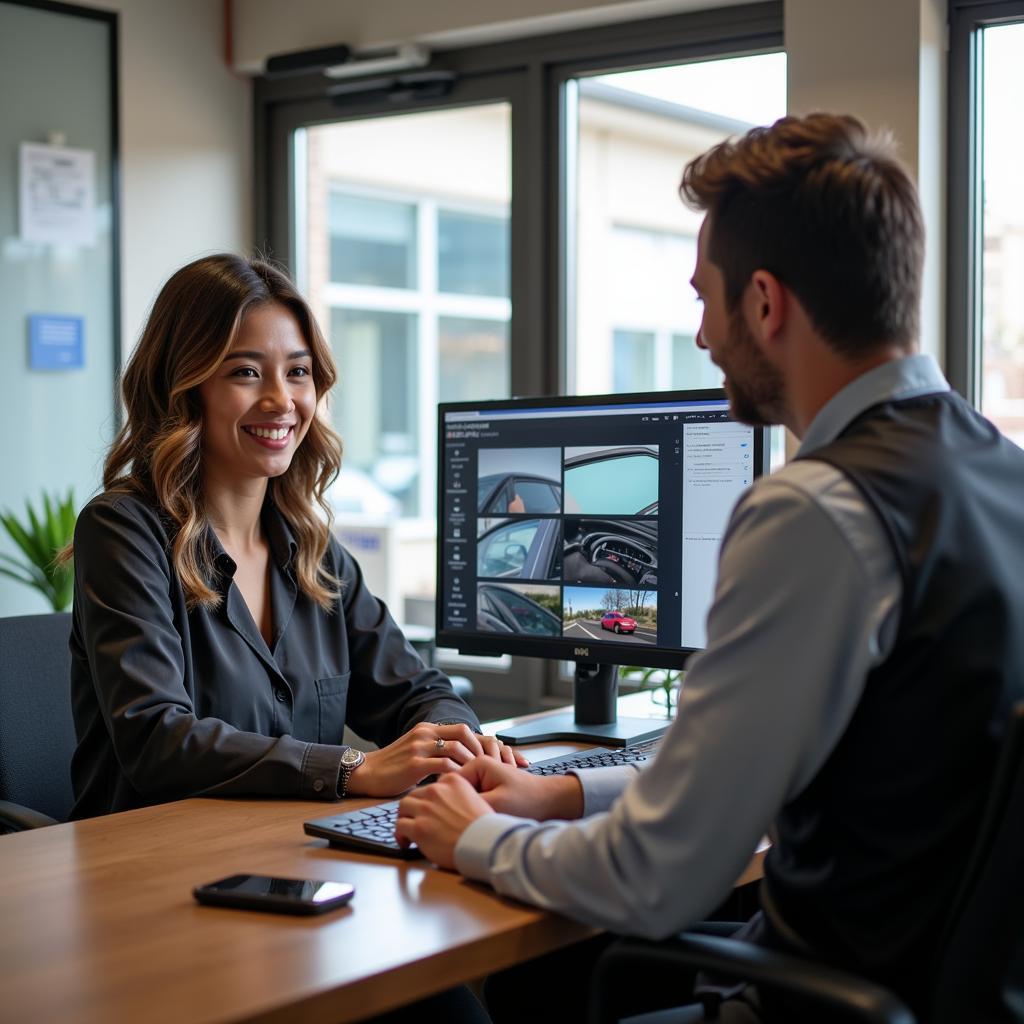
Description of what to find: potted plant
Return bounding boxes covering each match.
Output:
[0,489,77,612]
[620,664,684,717]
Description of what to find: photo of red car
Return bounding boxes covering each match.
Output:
[600,610,636,634]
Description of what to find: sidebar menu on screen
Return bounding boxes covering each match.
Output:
[680,416,755,648]
[442,441,471,630]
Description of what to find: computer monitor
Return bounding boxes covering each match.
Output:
[435,389,770,746]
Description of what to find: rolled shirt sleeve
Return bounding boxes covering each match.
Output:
[456,764,638,879]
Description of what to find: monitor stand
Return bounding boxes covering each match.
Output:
[495,662,669,748]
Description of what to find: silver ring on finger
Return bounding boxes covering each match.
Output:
[434,737,446,753]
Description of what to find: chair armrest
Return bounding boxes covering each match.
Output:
[590,932,916,1024]
[0,800,60,833]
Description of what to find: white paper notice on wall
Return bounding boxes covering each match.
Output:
[19,142,96,246]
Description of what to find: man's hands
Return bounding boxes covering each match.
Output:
[460,758,585,819]
[345,722,529,798]
[395,758,584,868]
[395,774,493,868]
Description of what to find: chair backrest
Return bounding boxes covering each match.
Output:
[0,613,76,823]
[931,701,1024,1024]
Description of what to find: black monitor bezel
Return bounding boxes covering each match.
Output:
[435,387,769,670]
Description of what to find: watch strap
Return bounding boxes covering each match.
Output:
[337,747,364,798]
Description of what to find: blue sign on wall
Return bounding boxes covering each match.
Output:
[29,314,85,370]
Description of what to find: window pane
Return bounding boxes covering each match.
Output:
[567,52,787,397]
[513,479,561,513]
[329,192,417,288]
[296,104,512,620]
[331,308,419,515]
[438,209,509,297]
[612,329,655,393]
[981,23,1024,447]
[478,520,539,577]
[439,316,509,403]
[476,518,562,582]
[671,332,719,389]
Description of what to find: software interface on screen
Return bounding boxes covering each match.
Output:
[439,395,757,657]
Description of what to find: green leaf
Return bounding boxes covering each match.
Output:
[0,514,46,567]
[24,499,46,548]
[61,490,76,541]
[1,490,78,608]
[25,499,47,554]
[42,490,60,556]
[0,565,41,589]
[0,553,49,588]
[49,573,72,611]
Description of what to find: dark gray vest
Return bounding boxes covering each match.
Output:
[762,389,1024,1014]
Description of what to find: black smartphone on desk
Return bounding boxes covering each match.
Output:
[193,874,355,915]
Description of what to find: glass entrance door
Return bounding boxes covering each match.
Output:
[275,84,528,720]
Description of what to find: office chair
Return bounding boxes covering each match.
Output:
[590,701,1024,1024]
[0,613,76,833]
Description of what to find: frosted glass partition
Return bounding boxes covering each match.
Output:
[0,1,118,616]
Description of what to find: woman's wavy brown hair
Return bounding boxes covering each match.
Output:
[103,253,342,610]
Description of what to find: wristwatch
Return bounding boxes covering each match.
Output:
[337,746,365,798]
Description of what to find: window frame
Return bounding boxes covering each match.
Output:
[255,2,783,397]
[322,183,512,520]
[948,0,1024,403]
[606,224,706,394]
[253,2,784,718]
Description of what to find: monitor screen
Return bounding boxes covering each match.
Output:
[435,389,769,672]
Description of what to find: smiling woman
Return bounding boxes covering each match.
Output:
[66,254,525,824]
[197,304,318,501]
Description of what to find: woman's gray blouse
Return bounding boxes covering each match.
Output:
[68,491,478,818]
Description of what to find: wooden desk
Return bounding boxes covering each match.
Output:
[0,722,765,1023]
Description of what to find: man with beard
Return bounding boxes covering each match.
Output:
[395,113,1024,1023]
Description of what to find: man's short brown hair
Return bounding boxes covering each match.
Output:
[680,113,924,356]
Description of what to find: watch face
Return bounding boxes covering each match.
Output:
[341,747,364,768]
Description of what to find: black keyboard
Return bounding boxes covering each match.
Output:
[304,737,663,858]
[305,801,417,858]
[523,736,662,776]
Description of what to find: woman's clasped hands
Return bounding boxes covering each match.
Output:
[346,721,529,797]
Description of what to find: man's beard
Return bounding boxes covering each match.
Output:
[720,310,786,428]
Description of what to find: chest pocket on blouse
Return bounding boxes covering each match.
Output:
[315,673,350,744]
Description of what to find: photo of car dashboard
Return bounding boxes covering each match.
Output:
[563,518,658,588]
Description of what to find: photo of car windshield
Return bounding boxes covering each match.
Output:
[477,583,561,636]
[477,448,562,514]
[563,445,659,516]
[562,585,657,646]
[562,517,657,588]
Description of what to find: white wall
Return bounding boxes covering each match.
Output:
[80,0,252,351]
[786,0,947,365]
